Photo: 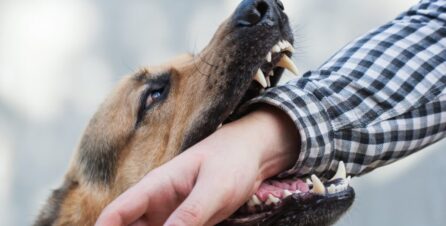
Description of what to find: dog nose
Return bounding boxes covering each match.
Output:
[234,0,285,26]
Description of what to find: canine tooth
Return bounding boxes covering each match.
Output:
[247,199,255,207]
[293,190,301,194]
[266,76,271,87]
[330,161,346,181]
[266,52,272,62]
[283,190,293,197]
[277,55,299,75]
[311,175,326,195]
[254,69,267,88]
[272,44,281,53]
[251,195,261,205]
[267,194,280,205]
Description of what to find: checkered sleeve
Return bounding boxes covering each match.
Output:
[247,0,446,178]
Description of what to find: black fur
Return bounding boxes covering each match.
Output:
[78,113,132,185]
[180,1,293,151]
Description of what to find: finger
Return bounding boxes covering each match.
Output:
[95,177,155,226]
[96,152,202,226]
[164,171,239,226]
[129,215,149,226]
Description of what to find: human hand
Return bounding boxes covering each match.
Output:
[95,106,299,226]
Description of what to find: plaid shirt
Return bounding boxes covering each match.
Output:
[249,0,446,179]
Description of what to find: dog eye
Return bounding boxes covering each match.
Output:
[145,88,164,108]
[135,73,171,127]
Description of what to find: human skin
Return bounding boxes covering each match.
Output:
[95,106,300,226]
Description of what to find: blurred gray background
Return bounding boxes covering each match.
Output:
[1,0,445,225]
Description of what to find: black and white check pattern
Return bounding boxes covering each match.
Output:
[248,0,446,179]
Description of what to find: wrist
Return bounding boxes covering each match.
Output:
[224,105,300,180]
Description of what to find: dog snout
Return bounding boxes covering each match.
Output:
[234,0,285,27]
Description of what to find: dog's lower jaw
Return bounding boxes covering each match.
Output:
[221,189,355,226]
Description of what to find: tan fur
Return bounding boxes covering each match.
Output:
[35,10,278,223]
[38,34,235,225]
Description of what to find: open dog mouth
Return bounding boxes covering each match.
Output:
[252,39,298,89]
[225,39,298,124]
[218,14,354,223]
[210,1,355,225]
[221,162,354,226]
[219,36,355,225]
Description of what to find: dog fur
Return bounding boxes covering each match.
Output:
[34,10,290,224]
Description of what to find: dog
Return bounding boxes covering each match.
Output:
[35,0,354,225]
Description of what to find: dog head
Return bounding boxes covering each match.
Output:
[76,0,299,189]
[35,0,354,225]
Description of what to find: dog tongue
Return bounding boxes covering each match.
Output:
[255,179,309,201]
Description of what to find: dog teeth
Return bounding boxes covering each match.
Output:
[306,178,313,185]
[283,40,294,53]
[263,40,297,78]
[272,44,281,53]
[277,55,299,76]
[266,52,272,62]
[327,180,349,194]
[266,194,280,205]
[254,69,268,88]
[283,189,293,198]
[250,195,261,206]
[278,41,285,49]
[271,40,295,53]
[310,175,326,195]
[327,184,336,194]
[329,161,346,181]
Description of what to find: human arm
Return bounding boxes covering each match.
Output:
[243,0,446,178]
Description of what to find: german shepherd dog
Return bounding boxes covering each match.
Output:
[35,0,354,225]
